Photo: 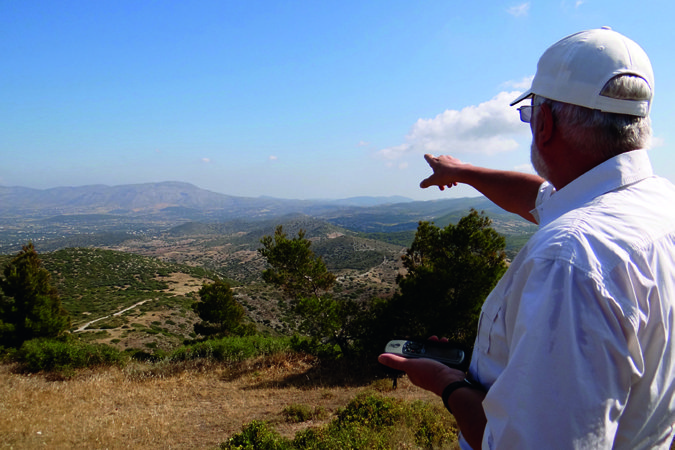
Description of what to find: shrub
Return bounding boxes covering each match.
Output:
[16,337,127,372]
[289,335,341,359]
[170,335,292,363]
[335,392,402,428]
[282,404,327,423]
[222,392,458,450]
[125,348,162,362]
[220,420,292,450]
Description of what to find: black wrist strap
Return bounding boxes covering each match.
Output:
[441,379,475,415]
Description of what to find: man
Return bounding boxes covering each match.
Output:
[379,28,675,449]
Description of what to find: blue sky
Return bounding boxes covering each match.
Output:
[2,1,674,201]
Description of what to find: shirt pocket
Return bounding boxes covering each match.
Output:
[474,296,502,355]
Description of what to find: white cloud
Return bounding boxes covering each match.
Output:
[358,140,370,147]
[561,0,585,10]
[507,3,530,17]
[201,157,212,163]
[377,90,529,161]
[502,76,533,91]
[269,155,278,161]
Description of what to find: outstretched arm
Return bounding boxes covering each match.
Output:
[420,154,545,224]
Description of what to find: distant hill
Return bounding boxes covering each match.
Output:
[0,181,524,231]
[0,180,534,232]
[0,181,537,257]
[0,182,413,219]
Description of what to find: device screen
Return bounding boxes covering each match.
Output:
[424,346,463,362]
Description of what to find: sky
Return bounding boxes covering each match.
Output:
[2,1,675,201]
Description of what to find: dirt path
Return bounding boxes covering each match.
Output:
[74,299,153,332]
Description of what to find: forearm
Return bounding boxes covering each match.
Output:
[445,386,487,450]
[429,376,487,449]
[420,154,545,224]
[453,165,544,224]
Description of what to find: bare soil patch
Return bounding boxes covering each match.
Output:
[159,272,205,296]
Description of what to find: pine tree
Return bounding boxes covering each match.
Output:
[258,225,359,356]
[258,225,336,299]
[376,210,507,349]
[0,242,71,348]
[192,279,254,337]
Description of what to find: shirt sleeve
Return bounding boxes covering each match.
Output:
[480,257,638,449]
[530,182,555,225]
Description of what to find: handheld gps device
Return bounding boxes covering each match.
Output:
[384,339,469,371]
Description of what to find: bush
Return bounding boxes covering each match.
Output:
[289,335,341,359]
[125,348,162,362]
[335,392,402,428]
[411,402,458,448]
[221,420,293,450]
[282,404,327,423]
[222,392,458,450]
[170,335,292,363]
[332,393,457,449]
[16,337,127,373]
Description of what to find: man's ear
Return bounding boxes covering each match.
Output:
[534,103,555,149]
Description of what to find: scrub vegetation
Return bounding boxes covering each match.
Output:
[1,211,509,449]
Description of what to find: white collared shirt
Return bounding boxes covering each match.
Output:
[464,150,675,449]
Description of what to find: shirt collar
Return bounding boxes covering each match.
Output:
[534,149,654,227]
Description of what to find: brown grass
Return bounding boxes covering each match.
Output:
[0,355,440,449]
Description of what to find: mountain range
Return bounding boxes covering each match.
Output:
[0,182,412,219]
[0,181,538,256]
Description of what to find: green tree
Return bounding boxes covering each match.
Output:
[258,225,360,356]
[259,226,336,299]
[0,242,71,348]
[375,210,507,349]
[192,280,255,337]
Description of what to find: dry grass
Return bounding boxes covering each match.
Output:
[0,355,439,449]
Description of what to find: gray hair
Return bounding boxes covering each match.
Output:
[534,75,652,159]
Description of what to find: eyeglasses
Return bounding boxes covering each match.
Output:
[518,105,536,123]
[518,105,541,123]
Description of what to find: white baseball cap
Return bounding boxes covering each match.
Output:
[510,27,654,117]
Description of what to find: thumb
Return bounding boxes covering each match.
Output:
[420,176,443,190]
[378,353,409,371]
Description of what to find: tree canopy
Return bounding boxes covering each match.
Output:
[376,210,507,348]
[0,242,71,348]
[259,225,336,300]
[258,225,359,356]
[259,214,507,358]
[192,279,255,337]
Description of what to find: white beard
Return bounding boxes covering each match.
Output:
[530,141,551,181]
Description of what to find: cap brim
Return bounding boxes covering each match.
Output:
[510,90,533,107]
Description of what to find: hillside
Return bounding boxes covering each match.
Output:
[0,234,403,354]
[101,217,405,335]
[0,181,537,353]
[0,184,535,450]
[2,248,217,353]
